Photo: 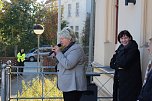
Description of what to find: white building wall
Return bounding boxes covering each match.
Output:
[89,0,152,96]
[62,0,91,43]
[94,0,152,83]
[118,0,142,45]
[94,0,144,66]
[94,0,106,65]
[94,0,115,66]
[94,0,145,95]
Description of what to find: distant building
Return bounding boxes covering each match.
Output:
[61,0,91,43]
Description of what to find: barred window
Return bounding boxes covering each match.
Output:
[70,26,73,30]
[75,26,79,38]
[75,3,79,16]
[68,4,71,17]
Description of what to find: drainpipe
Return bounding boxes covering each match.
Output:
[115,0,119,44]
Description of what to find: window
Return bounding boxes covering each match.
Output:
[70,26,73,30]
[75,26,79,32]
[68,4,71,17]
[75,3,79,16]
[75,26,79,38]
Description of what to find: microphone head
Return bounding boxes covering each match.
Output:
[48,43,62,56]
[57,43,62,47]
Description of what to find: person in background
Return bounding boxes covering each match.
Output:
[110,30,142,101]
[138,38,152,101]
[17,49,25,75]
[51,27,87,101]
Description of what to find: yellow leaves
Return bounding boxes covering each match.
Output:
[17,76,63,101]
[0,0,3,10]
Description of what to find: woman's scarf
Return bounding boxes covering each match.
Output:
[61,42,75,54]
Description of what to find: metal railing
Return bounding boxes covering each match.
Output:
[1,61,63,101]
[1,60,12,101]
[1,60,114,101]
[92,62,114,101]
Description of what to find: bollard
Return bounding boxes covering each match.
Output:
[1,64,7,101]
[1,60,11,101]
[6,61,11,101]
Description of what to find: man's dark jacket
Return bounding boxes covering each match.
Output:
[138,70,152,101]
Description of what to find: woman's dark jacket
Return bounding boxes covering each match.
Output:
[110,40,142,101]
[138,70,152,101]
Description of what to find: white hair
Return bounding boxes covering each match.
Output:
[59,27,77,42]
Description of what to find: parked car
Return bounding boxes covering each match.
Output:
[25,46,52,62]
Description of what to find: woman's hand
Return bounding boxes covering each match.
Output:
[52,45,61,54]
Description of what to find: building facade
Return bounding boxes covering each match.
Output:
[93,0,152,95]
[61,0,91,43]
[94,0,152,77]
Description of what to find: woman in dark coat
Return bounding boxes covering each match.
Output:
[110,30,142,101]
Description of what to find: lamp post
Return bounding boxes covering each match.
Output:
[33,24,44,70]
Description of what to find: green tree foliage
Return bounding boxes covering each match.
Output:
[0,0,38,56]
[82,14,90,54]
[43,0,68,46]
[61,20,68,30]
[0,0,68,57]
[43,0,58,46]
[0,0,67,57]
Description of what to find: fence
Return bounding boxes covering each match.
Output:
[1,60,114,101]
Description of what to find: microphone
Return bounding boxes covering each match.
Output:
[49,43,62,56]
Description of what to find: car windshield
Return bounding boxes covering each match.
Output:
[29,48,36,53]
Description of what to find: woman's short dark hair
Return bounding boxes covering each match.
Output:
[118,30,133,43]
